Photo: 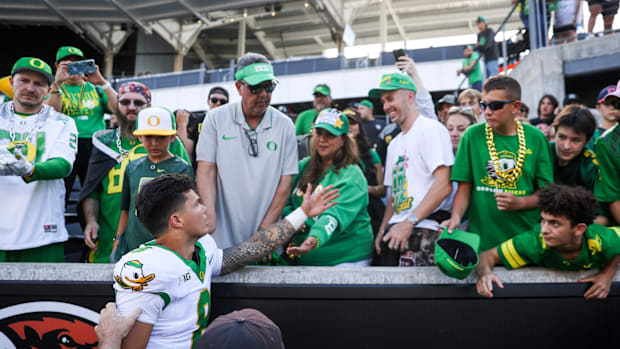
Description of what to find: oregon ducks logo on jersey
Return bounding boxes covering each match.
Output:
[481,150,519,189]
[587,235,602,256]
[114,260,155,291]
[392,155,413,214]
[6,141,37,162]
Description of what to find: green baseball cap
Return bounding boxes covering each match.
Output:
[56,46,85,62]
[435,227,480,280]
[234,62,278,85]
[313,84,331,97]
[477,16,487,23]
[359,99,373,110]
[368,73,417,99]
[313,108,349,136]
[11,57,55,85]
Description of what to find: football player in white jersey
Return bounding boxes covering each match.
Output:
[0,57,78,262]
[114,173,338,348]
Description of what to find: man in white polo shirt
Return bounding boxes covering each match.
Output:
[195,52,298,248]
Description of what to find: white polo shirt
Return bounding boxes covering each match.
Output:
[196,102,298,248]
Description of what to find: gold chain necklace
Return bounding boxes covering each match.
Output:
[60,82,86,114]
[485,120,526,184]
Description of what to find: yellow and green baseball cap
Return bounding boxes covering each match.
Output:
[11,57,55,85]
[134,106,178,136]
[435,227,480,280]
[313,108,349,136]
[313,84,331,97]
[368,73,417,99]
[56,46,84,62]
[359,99,373,110]
[234,62,278,85]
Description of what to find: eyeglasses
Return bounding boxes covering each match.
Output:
[605,97,620,110]
[119,99,146,107]
[244,129,258,157]
[480,100,515,111]
[210,97,228,105]
[240,80,277,94]
[448,106,475,118]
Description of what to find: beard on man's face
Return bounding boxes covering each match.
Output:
[116,110,137,139]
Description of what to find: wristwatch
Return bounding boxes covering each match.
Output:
[407,213,419,226]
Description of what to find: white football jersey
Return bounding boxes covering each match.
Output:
[114,235,223,349]
[0,103,77,249]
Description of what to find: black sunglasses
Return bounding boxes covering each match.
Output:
[480,100,515,111]
[605,97,620,110]
[210,97,228,105]
[244,129,258,157]
[119,99,146,107]
[240,80,277,94]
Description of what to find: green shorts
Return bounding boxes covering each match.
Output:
[0,242,65,262]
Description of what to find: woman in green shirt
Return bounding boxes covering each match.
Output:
[284,108,374,266]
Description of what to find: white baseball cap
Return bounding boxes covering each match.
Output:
[134,106,177,136]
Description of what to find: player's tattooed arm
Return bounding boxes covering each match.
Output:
[221,220,295,275]
[220,184,339,275]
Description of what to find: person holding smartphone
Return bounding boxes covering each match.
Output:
[46,46,118,205]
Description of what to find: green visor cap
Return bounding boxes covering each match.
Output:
[359,99,373,109]
[11,57,55,85]
[234,62,278,85]
[313,108,349,136]
[368,73,417,99]
[56,46,85,62]
[313,85,331,96]
[435,227,480,280]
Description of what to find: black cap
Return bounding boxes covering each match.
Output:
[208,86,229,99]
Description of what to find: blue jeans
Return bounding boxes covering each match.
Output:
[471,80,483,92]
[485,59,499,78]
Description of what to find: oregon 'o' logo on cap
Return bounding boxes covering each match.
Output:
[267,141,277,151]
[147,115,161,127]
[29,59,45,69]
[68,48,79,53]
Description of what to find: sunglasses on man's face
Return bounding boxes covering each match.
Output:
[240,80,277,94]
[210,97,228,105]
[605,97,620,110]
[119,99,147,107]
[480,99,515,111]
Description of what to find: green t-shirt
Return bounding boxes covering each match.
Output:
[594,125,620,203]
[497,224,620,270]
[463,51,483,84]
[294,109,317,136]
[87,131,190,263]
[116,156,194,258]
[451,122,554,251]
[282,157,374,265]
[550,141,599,190]
[60,82,110,138]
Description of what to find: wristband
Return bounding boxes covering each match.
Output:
[100,82,111,90]
[284,207,308,231]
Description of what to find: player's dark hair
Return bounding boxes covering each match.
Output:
[552,105,596,142]
[482,75,521,101]
[136,174,196,237]
[538,184,598,226]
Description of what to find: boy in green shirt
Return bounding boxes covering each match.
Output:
[456,45,483,92]
[476,184,620,299]
[445,75,553,251]
[113,107,194,260]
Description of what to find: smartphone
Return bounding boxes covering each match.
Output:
[392,48,406,61]
[67,59,96,76]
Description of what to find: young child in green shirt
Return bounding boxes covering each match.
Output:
[113,106,194,260]
[476,184,620,300]
[444,75,553,251]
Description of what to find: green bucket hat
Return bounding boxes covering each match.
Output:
[234,62,278,85]
[56,46,85,62]
[368,73,417,99]
[359,99,373,110]
[11,57,55,85]
[313,108,349,136]
[313,84,331,97]
[435,227,480,280]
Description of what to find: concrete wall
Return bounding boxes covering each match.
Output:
[134,31,176,75]
[510,34,620,115]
